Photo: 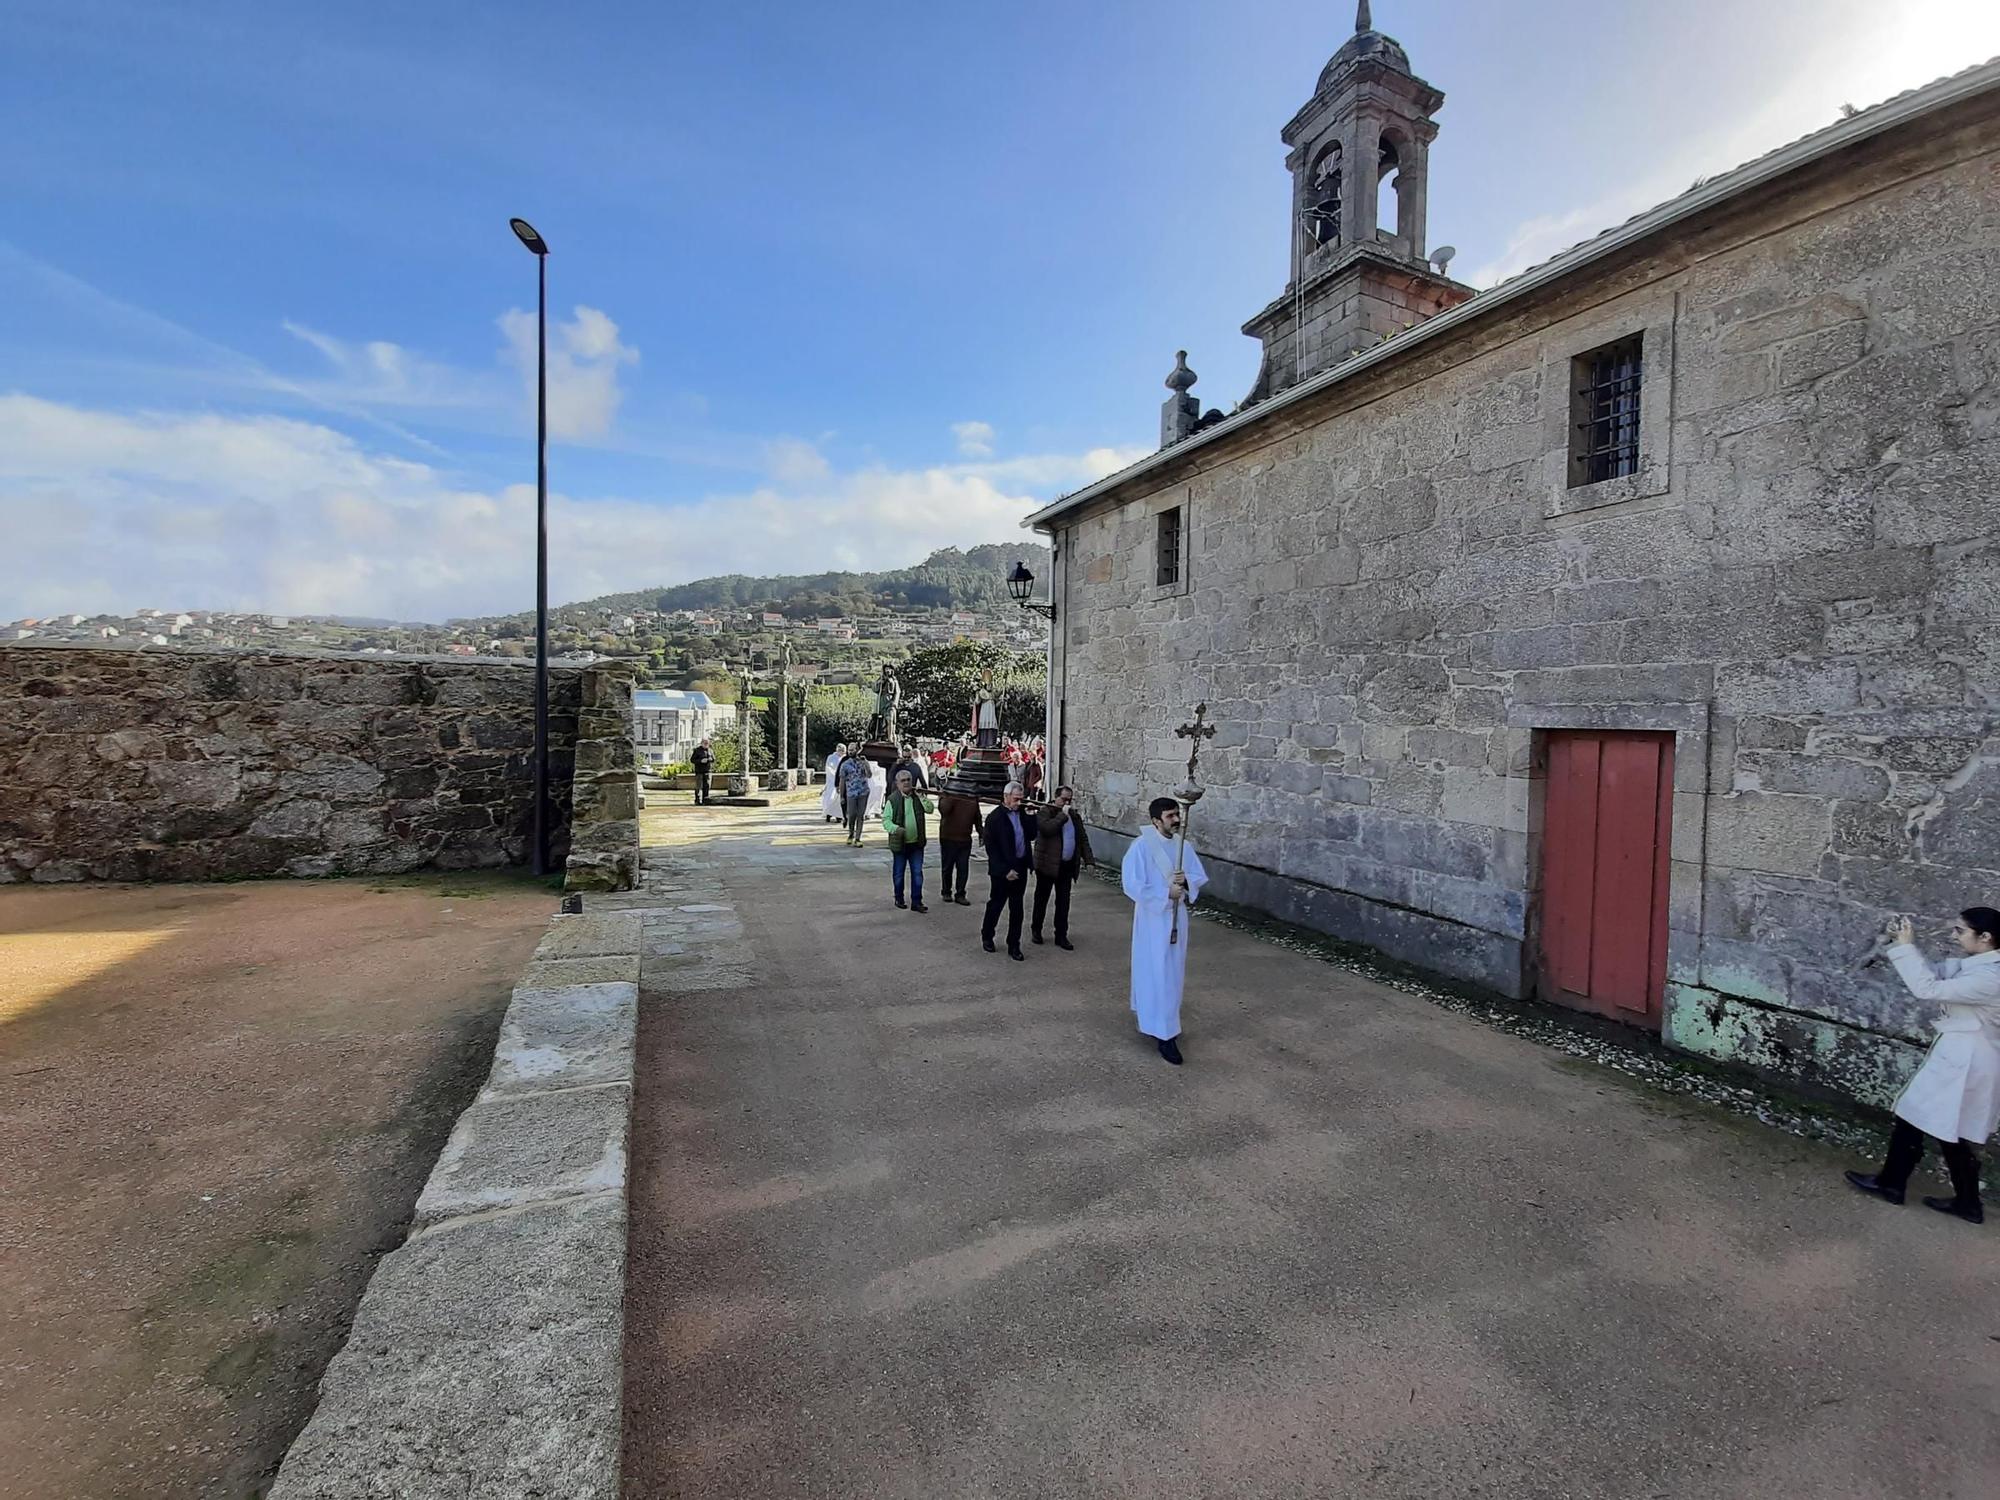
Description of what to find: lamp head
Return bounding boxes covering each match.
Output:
[510,218,549,256]
[1006,561,1035,602]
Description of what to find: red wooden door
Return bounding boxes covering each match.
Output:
[1539,730,1674,1028]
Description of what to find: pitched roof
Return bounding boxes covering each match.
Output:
[1024,53,2000,531]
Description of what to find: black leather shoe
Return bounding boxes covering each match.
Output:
[1845,1170,1905,1206]
[1922,1195,1985,1224]
[911,903,929,914]
[1055,938,1074,951]
[955,894,971,906]
[1158,1037,1184,1066]
[1008,947,1025,961]
[982,938,996,953]
[1031,932,1044,945]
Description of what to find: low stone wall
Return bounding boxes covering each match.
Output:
[268,905,645,1498]
[0,645,617,882]
[566,665,641,893]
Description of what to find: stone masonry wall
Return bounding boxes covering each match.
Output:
[1053,103,2000,1110]
[0,646,587,882]
[566,664,642,893]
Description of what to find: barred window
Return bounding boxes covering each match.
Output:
[1569,334,1643,487]
[1156,506,1183,587]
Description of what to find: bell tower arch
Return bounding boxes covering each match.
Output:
[1244,2,1472,402]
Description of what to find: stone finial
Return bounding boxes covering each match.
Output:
[1160,351,1201,447]
[1356,0,1372,32]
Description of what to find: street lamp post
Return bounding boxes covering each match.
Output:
[1007,559,1059,788]
[510,216,552,876]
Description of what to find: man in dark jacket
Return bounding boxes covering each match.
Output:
[1031,786,1093,950]
[690,739,714,805]
[981,781,1038,960]
[891,744,929,790]
[935,787,982,906]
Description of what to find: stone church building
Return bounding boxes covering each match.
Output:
[1030,8,2000,1111]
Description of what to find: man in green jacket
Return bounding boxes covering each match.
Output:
[882,768,935,913]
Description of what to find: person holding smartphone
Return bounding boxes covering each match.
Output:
[1846,907,2000,1224]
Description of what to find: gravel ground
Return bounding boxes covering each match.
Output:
[622,800,1999,1500]
[0,872,553,1500]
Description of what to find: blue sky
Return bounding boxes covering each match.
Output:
[4,0,1997,621]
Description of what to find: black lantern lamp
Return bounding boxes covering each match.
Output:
[1008,561,1055,621]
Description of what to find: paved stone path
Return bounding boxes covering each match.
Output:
[621,798,1999,1499]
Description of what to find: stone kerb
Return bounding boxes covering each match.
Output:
[267,907,647,1500]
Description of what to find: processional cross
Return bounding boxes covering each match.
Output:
[1167,703,1216,945]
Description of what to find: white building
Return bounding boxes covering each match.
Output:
[632,690,737,766]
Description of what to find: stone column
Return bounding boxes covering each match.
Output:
[776,641,791,773]
[729,667,753,798]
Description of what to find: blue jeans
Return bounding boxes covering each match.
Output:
[893,846,925,905]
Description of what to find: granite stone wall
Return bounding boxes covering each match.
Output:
[1052,105,2000,1109]
[564,664,642,894]
[0,646,589,882]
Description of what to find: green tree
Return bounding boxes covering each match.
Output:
[894,641,1044,739]
[995,680,1046,737]
[710,717,769,774]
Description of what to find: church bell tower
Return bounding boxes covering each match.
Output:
[1242,2,1474,402]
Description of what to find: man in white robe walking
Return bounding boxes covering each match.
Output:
[1122,795,1209,1065]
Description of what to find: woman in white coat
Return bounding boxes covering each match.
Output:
[1846,906,2000,1224]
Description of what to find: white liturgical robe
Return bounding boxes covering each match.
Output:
[1122,825,1209,1040]
[820,752,844,819]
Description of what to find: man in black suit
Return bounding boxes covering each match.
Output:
[690,738,715,806]
[981,780,1037,960]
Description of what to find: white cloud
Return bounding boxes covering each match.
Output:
[280,320,500,413]
[498,304,639,441]
[763,436,832,485]
[1469,0,2000,287]
[0,396,1143,622]
[950,419,996,458]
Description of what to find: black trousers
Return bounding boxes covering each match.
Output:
[694,769,711,804]
[1879,1118,1984,1203]
[1032,857,1079,940]
[937,839,972,898]
[983,871,1026,950]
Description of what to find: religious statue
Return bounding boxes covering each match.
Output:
[974,670,1000,750]
[867,662,902,746]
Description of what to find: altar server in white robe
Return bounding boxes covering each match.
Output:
[1122,795,1209,1065]
[865,761,888,821]
[820,745,847,822]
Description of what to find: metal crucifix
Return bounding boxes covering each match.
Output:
[1167,703,1215,945]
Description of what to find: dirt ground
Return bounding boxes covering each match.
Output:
[0,871,555,1500]
[623,800,2000,1500]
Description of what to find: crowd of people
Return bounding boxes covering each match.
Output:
[815,740,1204,1068]
[805,741,1995,1216]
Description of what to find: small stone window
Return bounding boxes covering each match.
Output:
[1155,507,1183,588]
[1569,334,1644,487]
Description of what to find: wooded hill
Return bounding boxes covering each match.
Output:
[451,543,1052,629]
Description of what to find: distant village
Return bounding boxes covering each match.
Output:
[1,597,1046,681]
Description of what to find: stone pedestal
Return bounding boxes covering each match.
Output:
[763,770,797,792]
[727,774,750,798]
